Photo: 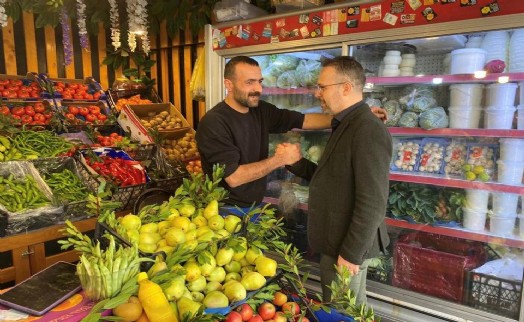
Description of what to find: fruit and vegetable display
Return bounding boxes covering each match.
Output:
[83,152,148,187]
[0,102,54,125]
[186,159,202,175]
[162,131,199,163]
[0,174,51,212]
[0,78,41,99]
[11,130,75,159]
[114,94,153,112]
[61,104,110,125]
[43,169,89,203]
[139,110,185,131]
[50,80,103,100]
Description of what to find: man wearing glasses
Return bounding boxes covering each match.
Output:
[283,56,392,306]
[196,56,386,214]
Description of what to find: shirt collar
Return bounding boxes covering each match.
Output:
[332,100,365,131]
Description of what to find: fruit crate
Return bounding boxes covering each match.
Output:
[55,100,114,130]
[38,74,106,101]
[0,73,42,100]
[464,271,522,320]
[32,157,94,221]
[107,87,162,113]
[75,149,148,211]
[122,143,155,162]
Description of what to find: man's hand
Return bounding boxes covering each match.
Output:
[275,142,302,166]
[371,106,388,123]
[337,255,360,276]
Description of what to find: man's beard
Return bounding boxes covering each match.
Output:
[234,90,261,108]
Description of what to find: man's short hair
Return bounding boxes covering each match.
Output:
[321,56,366,89]
[224,56,259,80]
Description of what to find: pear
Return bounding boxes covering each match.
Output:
[157,239,167,248]
[120,214,141,231]
[179,203,196,217]
[184,261,202,282]
[245,246,263,265]
[177,296,202,320]
[203,290,229,308]
[156,245,175,255]
[147,261,168,277]
[138,242,156,254]
[165,275,186,301]
[139,222,158,234]
[184,239,199,251]
[188,222,197,231]
[223,280,247,302]
[240,272,266,291]
[206,266,226,283]
[215,229,230,239]
[232,238,247,261]
[239,257,250,267]
[157,220,171,236]
[171,216,191,232]
[182,287,193,300]
[164,227,186,247]
[192,215,207,228]
[225,272,242,282]
[255,256,278,277]
[241,265,255,275]
[191,291,205,303]
[185,229,198,241]
[126,230,140,244]
[203,200,219,219]
[224,260,242,273]
[215,247,235,266]
[204,281,223,294]
[199,252,217,276]
[138,232,158,245]
[188,275,207,292]
[197,230,216,242]
[196,226,212,237]
[224,215,242,233]
[207,215,225,231]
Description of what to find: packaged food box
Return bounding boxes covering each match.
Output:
[391,139,422,172]
[444,139,468,177]
[463,143,498,181]
[416,138,450,174]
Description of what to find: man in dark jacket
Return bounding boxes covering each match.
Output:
[283,56,392,306]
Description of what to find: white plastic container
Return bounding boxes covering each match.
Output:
[485,83,518,107]
[499,138,524,162]
[383,55,402,65]
[400,54,416,67]
[484,106,516,129]
[519,82,524,104]
[385,50,401,56]
[462,207,487,231]
[489,214,516,236]
[518,105,524,130]
[492,192,520,215]
[449,84,484,107]
[382,69,400,77]
[518,214,524,237]
[497,160,524,184]
[450,48,487,74]
[448,106,482,129]
[465,189,490,212]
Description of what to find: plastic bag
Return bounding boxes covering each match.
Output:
[410,96,437,113]
[277,70,299,89]
[295,59,321,87]
[419,106,449,130]
[383,100,403,126]
[399,85,436,110]
[398,111,420,128]
[190,50,205,102]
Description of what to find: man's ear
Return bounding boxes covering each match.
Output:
[224,79,233,91]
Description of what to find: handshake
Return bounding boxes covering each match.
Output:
[274,142,302,167]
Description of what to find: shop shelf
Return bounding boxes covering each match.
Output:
[389,172,524,194]
[367,72,524,86]
[262,87,315,95]
[388,128,524,138]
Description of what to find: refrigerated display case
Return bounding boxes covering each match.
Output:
[205,1,524,321]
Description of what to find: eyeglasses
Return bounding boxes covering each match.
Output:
[313,82,349,92]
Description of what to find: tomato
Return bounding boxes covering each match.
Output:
[97,113,107,122]
[10,79,22,86]
[62,93,73,99]
[34,103,45,113]
[67,106,79,115]
[24,106,35,116]
[30,90,40,98]
[0,80,8,86]
[85,114,97,122]
[65,113,76,122]
[12,106,25,116]
[78,107,89,116]
[88,105,101,115]
[1,106,10,115]
[21,115,33,124]
[33,113,46,122]
[7,91,17,99]
[55,81,65,88]
[84,93,94,100]
[43,111,53,119]
[93,92,101,100]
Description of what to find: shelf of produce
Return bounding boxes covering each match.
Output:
[388,127,524,138]
[366,72,524,85]
[390,172,524,194]
[385,217,524,248]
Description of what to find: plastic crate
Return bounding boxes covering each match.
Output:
[122,144,155,162]
[107,87,162,114]
[465,271,522,320]
[392,232,487,303]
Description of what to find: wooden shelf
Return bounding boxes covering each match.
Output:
[385,217,524,248]
[367,72,524,86]
[388,127,524,138]
[389,172,524,194]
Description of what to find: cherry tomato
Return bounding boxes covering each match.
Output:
[62,93,72,99]
[24,106,35,116]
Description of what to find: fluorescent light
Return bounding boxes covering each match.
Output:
[416,74,425,77]
[364,83,374,89]
[432,77,443,84]
[497,76,509,83]
[474,70,487,79]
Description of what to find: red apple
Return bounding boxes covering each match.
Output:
[295,317,309,322]
[247,315,263,322]
[282,302,300,315]
[237,303,254,321]
[272,292,288,307]
[257,303,276,320]
[226,311,243,322]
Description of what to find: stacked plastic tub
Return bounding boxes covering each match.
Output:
[463,189,489,231]
[448,84,484,128]
[481,30,510,72]
[484,83,518,129]
[509,29,524,72]
[518,82,524,129]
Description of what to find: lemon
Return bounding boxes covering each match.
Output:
[478,173,490,182]
[465,171,476,181]
[462,164,472,172]
[472,165,485,175]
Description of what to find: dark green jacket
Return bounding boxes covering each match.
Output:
[287,102,392,264]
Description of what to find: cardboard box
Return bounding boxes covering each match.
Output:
[117,103,190,143]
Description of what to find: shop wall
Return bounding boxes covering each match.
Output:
[0,13,206,128]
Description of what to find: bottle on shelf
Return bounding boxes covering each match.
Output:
[137,272,179,322]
